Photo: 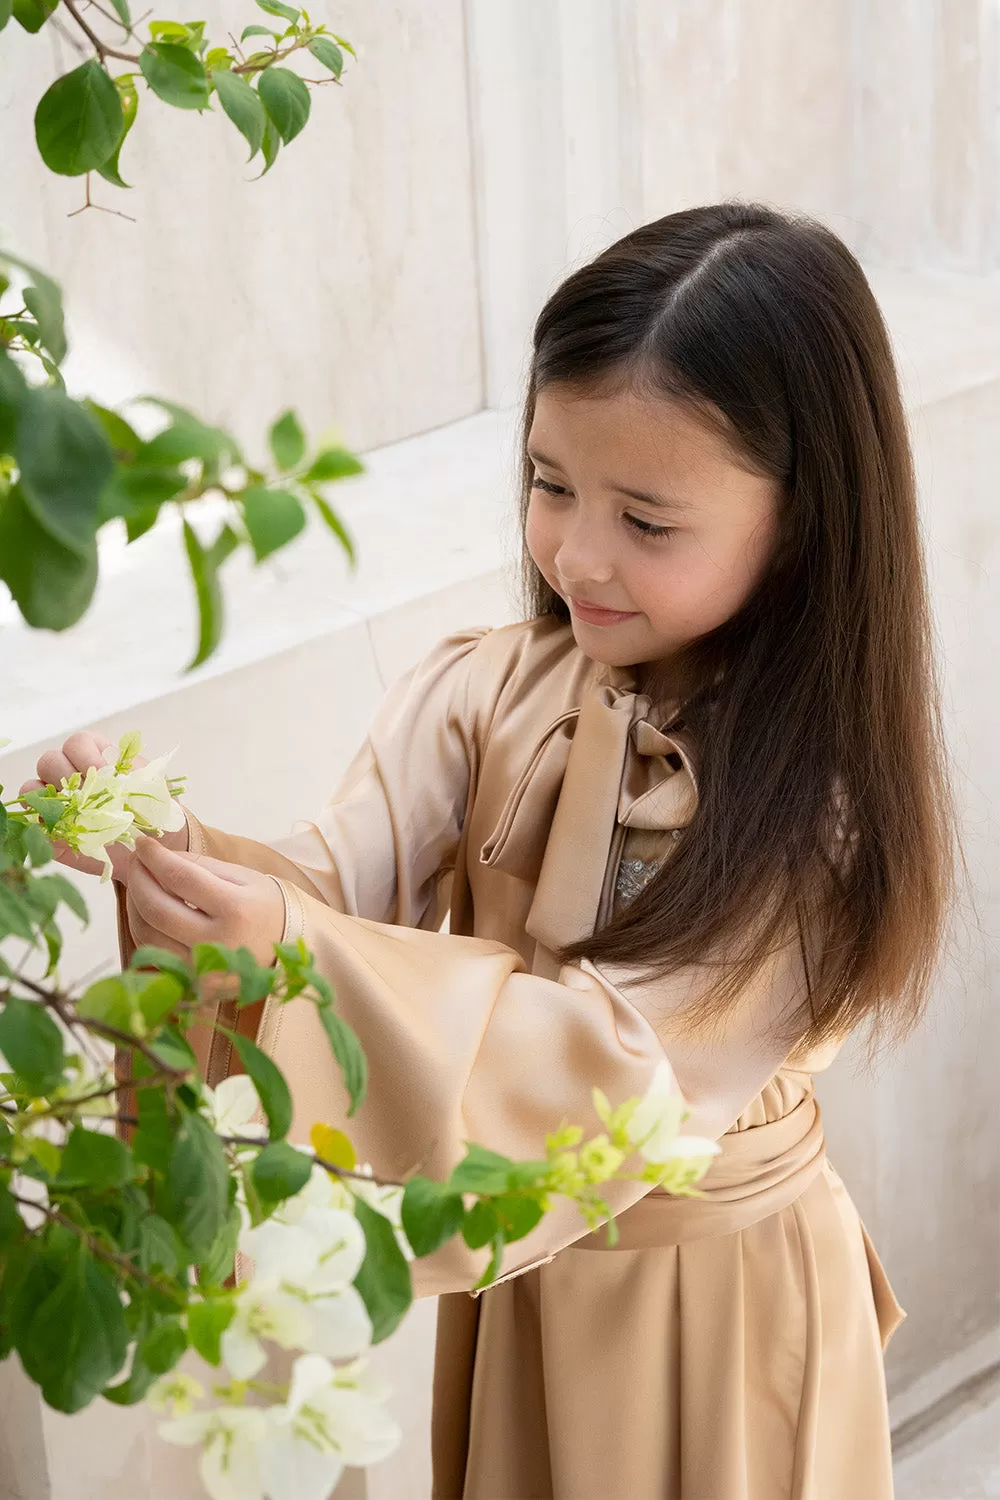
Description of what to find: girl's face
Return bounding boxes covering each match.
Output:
[525,382,782,671]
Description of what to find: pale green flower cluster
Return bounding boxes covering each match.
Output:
[42,731,186,881]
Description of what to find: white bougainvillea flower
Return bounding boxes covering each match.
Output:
[256,1354,402,1500]
[159,1405,267,1500]
[115,749,187,835]
[203,1075,267,1141]
[147,1370,204,1418]
[229,1210,373,1375]
[626,1061,722,1165]
[70,798,135,881]
[220,1281,314,1380]
[240,1206,366,1289]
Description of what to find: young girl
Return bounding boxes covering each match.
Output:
[34,202,954,1498]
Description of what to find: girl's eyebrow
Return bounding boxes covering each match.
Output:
[527,447,693,512]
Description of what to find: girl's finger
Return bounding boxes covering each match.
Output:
[125,889,193,960]
[128,858,213,946]
[62,731,117,773]
[133,835,236,917]
[35,750,76,787]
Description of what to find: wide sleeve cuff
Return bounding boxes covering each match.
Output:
[258,880,674,1298]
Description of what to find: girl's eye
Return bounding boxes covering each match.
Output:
[531,475,674,539]
[626,514,675,540]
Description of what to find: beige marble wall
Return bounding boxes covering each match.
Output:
[0,0,483,452]
[630,0,855,231]
[854,0,1000,271]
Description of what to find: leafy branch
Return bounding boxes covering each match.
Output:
[4,0,356,193]
[0,250,362,668]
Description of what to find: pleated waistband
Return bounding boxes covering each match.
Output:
[573,1092,827,1249]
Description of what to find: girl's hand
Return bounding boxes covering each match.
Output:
[18,731,188,881]
[126,834,285,966]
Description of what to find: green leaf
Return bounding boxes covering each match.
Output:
[0,255,66,365]
[255,0,299,20]
[268,410,305,471]
[0,1179,24,1245]
[34,870,88,923]
[132,1087,173,1171]
[130,946,194,986]
[16,385,112,554]
[11,0,57,34]
[198,1201,241,1286]
[187,1297,235,1364]
[472,1230,506,1292]
[352,1198,412,1344]
[182,518,222,671]
[143,1315,187,1373]
[161,1109,230,1256]
[449,1144,515,1197]
[461,1199,499,1250]
[136,972,184,1030]
[0,997,66,1093]
[0,0,9,30]
[401,1176,465,1258]
[192,941,236,976]
[107,0,130,24]
[35,60,124,176]
[315,1004,367,1118]
[303,447,364,483]
[0,487,98,628]
[20,790,63,831]
[226,1031,291,1141]
[99,464,187,523]
[96,75,139,190]
[84,400,140,460]
[251,1141,311,1207]
[241,487,306,562]
[57,1125,135,1191]
[148,1025,196,1073]
[139,44,211,110]
[0,350,27,449]
[308,36,343,78]
[12,1251,128,1412]
[312,494,355,567]
[22,821,54,867]
[138,412,233,466]
[0,880,37,941]
[104,1315,185,1406]
[211,66,266,160]
[256,115,280,177]
[257,66,310,144]
[138,1214,183,1275]
[492,1193,544,1244]
[78,976,135,1033]
[240,23,278,41]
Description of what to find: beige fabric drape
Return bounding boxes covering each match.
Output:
[115,617,904,1499]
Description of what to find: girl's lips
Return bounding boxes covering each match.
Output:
[569,598,640,626]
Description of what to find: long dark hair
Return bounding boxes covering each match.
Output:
[519,202,955,1049]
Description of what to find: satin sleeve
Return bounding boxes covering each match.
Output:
[114,629,489,1084]
[259,880,681,1300]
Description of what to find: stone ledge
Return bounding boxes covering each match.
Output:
[1,408,522,753]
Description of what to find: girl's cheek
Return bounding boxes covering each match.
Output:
[525,506,556,578]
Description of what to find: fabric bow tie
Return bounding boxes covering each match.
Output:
[480,678,698,954]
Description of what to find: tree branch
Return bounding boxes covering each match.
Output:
[9,973,190,1080]
[60,0,140,64]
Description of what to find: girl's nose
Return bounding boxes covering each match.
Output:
[554,528,615,587]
